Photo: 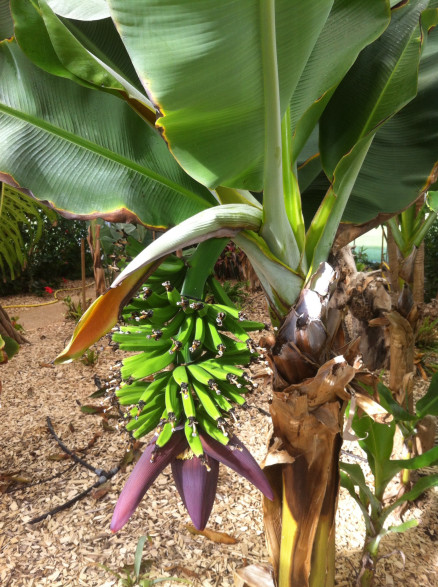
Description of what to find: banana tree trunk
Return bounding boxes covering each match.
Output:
[87,222,106,296]
[386,228,399,294]
[263,392,344,586]
[412,241,424,304]
[259,264,359,586]
[0,303,28,344]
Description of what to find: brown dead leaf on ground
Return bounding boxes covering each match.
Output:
[186,524,239,544]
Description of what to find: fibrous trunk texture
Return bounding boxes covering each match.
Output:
[0,303,28,344]
[386,227,399,294]
[413,241,424,304]
[87,223,106,297]
[259,262,362,586]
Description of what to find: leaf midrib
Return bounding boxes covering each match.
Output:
[357,19,421,143]
[0,102,209,206]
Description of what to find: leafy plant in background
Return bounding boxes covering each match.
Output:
[351,246,378,273]
[340,376,438,586]
[2,1,438,585]
[0,210,92,296]
[0,182,57,281]
[416,316,438,350]
[424,215,438,300]
[63,295,90,323]
[9,316,24,332]
[94,220,154,286]
[80,348,99,367]
[0,333,19,364]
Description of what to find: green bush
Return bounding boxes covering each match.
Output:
[0,214,92,295]
[424,216,438,301]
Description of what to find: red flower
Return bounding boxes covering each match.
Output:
[44,286,54,294]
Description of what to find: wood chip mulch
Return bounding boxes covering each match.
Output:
[0,287,437,586]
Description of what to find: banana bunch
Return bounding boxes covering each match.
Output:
[113,254,266,450]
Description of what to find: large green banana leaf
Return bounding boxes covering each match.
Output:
[301,2,438,231]
[45,0,110,20]
[0,0,437,264]
[107,0,389,191]
[0,39,216,228]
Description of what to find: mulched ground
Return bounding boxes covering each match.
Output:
[0,284,437,586]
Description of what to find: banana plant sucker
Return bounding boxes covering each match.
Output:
[386,192,438,285]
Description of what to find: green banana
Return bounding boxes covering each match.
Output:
[213,393,233,412]
[177,296,194,314]
[239,318,266,332]
[132,291,169,308]
[172,366,196,419]
[220,314,252,343]
[121,348,175,380]
[216,333,251,354]
[162,281,182,306]
[156,422,174,448]
[204,321,226,356]
[154,310,186,339]
[137,372,172,403]
[209,303,241,321]
[112,332,171,351]
[116,381,150,403]
[218,381,248,406]
[187,363,220,394]
[207,275,235,307]
[181,387,196,420]
[191,379,223,422]
[117,389,149,406]
[153,255,185,275]
[165,377,182,424]
[132,408,166,438]
[139,303,180,325]
[125,405,163,431]
[169,314,195,355]
[189,316,206,353]
[129,390,165,418]
[196,409,230,444]
[190,301,208,317]
[185,419,204,457]
[195,360,241,384]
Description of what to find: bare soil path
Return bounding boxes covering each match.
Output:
[0,287,437,586]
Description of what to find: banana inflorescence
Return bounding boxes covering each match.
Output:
[113,254,265,451]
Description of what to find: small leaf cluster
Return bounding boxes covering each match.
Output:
[340,375,438,558]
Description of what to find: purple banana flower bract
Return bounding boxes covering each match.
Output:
[110,430,273,532]
[172,452,219,531]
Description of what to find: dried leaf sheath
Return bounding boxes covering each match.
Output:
[262,279,358,586]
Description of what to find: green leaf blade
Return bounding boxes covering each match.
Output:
[108,0,334,191]
[0,40,216,228]
[320,0,432,177]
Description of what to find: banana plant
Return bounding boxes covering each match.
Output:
[386,191,438,291]
[0,182,56,281]
[1,1,438,585]
[341,375,438,586]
